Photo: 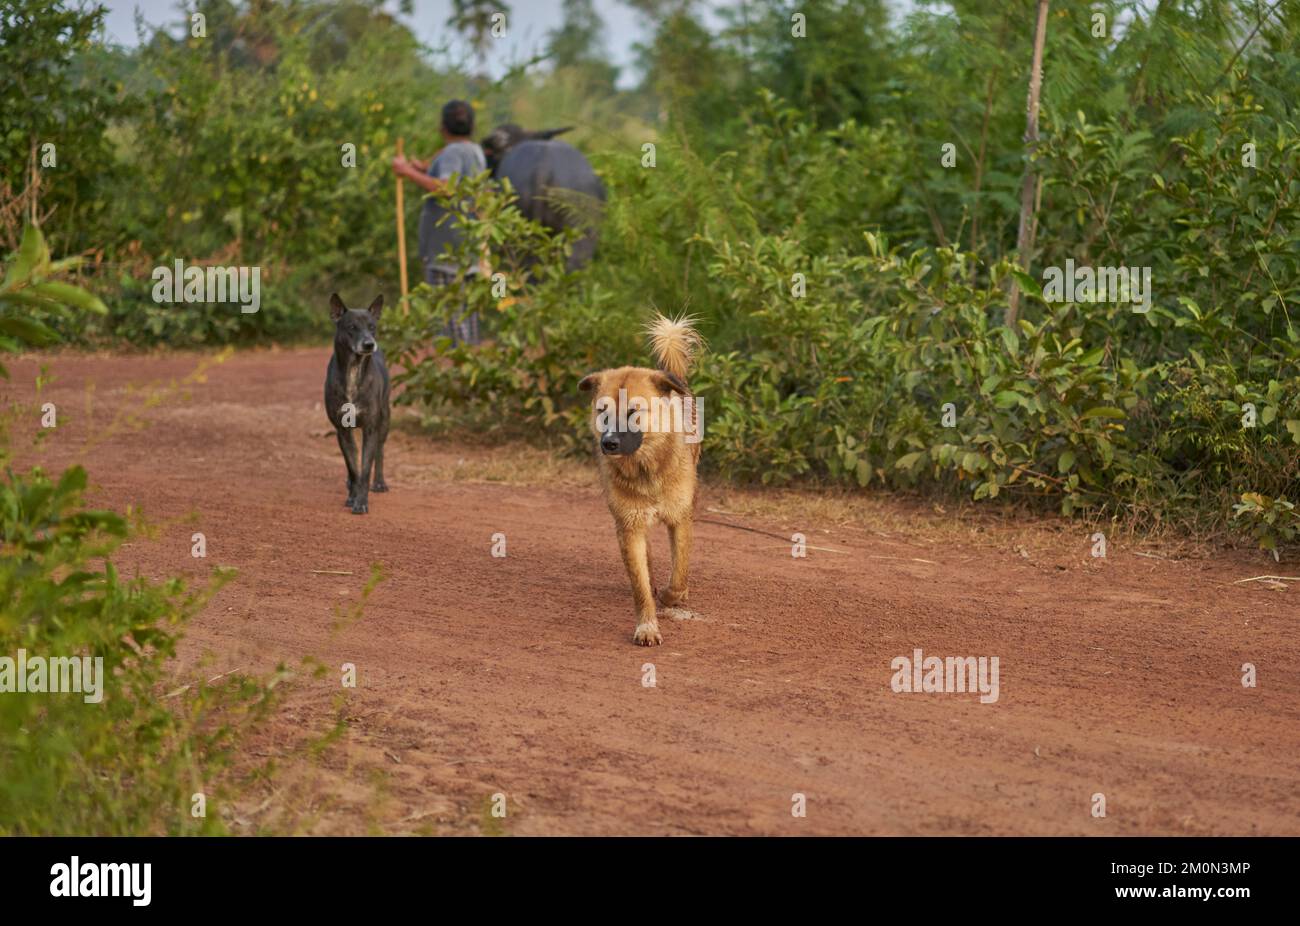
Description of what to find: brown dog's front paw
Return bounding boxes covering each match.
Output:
[633,622,662,646]
[657,587,688,608]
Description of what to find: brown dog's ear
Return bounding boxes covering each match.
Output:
[578,372,600,393]
[329,293,346,320]
[367,294,384,319]
[651,371,689,396]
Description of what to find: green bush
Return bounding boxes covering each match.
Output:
[386,93,1298,548]
[1,225,278,834]
[1232,493,1299,558]
[0,226,107,377]
[6,0,1297,551]
[0,0,133,257]
[385,172,599,444]
[0,462,277,834]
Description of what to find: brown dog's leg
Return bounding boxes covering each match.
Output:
[659,518,692,607]
[619,524,660,645]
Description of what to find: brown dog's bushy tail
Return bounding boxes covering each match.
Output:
[646,313,702,383]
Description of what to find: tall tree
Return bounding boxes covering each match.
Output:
[1006,0,1050,327]
[448,0,511,72]
[546,0,618,89]
[0,0,130,253]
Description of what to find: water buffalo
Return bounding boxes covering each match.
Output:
[481,124,606,270]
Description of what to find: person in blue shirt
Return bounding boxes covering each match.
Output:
[391,99,488,345]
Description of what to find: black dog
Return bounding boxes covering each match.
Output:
[325,293,390,514]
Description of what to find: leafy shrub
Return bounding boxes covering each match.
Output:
[0,462,277,834]
[0,225,108,377]
[8,0,1298,553]
[0,0,133,257]
[1232,493,1299,558]
[385,172,604,446]
[388,94,1298,551]
[1,226,278,834]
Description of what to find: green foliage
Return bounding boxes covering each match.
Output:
[385,173,600,445]
[0,225,106,378]
[1232,493,1299,556]
[546,0,619,93]
[0,0,132,256]
[6,0,1298,550]
[0,463,278,834]
[0,226,277,834]
[86,0,450,344]
[390,89,1298,549]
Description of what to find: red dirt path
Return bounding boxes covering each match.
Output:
[7,347,1299,835]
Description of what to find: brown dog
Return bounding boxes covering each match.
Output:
[579,315,703,645]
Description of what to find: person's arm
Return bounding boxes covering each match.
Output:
[405,169,448,195]
[391,155,447,193]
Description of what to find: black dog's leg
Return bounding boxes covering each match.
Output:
[336,427,359,507]
[352,426,377,514]
[372,413,390,492]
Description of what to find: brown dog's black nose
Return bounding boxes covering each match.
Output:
[600,433,620,454]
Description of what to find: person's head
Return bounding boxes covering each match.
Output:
[440,99,475,140]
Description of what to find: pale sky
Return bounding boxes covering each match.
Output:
[98,1,666,89]
[98,1,917,90]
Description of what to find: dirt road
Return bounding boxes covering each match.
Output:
[8,348,1299,835]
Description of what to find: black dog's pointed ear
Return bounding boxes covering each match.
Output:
[578,372,600,393]
[531,126,573,141]
[329,293,346,320]
[367,294,384,319]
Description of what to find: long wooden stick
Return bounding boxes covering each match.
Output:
[395,136,409,315]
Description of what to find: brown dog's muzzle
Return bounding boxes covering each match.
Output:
[600,429,644,455]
